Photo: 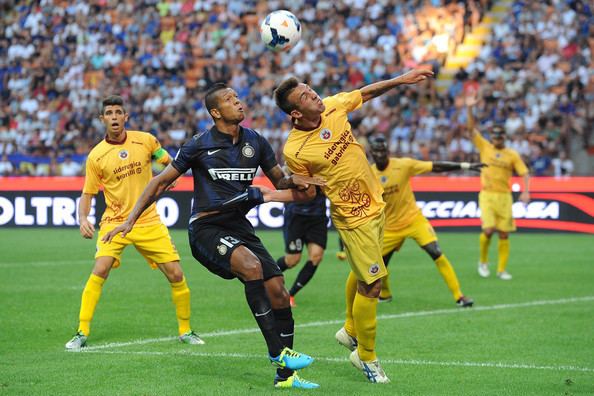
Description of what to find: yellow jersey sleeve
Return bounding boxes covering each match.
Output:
[407,158,433,176]
[82,154,101,195]
[284,153,311,177]
[512,151,528,176]
[149,135,170,166]
[472,131,489,153]
[331,90,363,113]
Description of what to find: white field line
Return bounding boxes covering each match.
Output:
[83,296,594,351]
[78,349,594,373]
[1,259,90,268]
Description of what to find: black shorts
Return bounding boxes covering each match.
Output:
[188,211,282,281]
[283,212,328,254]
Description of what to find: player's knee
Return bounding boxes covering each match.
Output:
[483,228,495,237]
[423,242,442,260]
[284,254,301,268]
[165,263,184,283]
[265,277,290,306]
[309,253,323,265]
[238,257,264,280]
[357,279,381,298]
[499,231,509,239]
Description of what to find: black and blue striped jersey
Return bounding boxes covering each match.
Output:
[284,188,327,217]
[172,125,277,216]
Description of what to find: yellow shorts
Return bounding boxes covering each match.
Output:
[383,213,437,256]
[337,211,387,285]
[479,191,516,232]
[96,223,180,269]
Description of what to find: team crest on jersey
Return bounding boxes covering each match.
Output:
[242,143,255,158]
[320,128,332,141]
[369,263,380,275]
[496,153,501,158]
[380,176,388,184]
[118,149,129,160]
[217,244,228,255]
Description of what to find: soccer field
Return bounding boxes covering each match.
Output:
[1,229,592,395]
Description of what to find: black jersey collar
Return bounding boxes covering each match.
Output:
[210,125,243,144]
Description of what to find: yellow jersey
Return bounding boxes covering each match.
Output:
[283,90,384,229]
[372,158,432,231]
[83,130,170,226]
[473,133,528,193]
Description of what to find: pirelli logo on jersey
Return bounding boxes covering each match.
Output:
[208,168,257,181]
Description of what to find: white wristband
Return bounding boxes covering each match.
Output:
[461,162,470,170]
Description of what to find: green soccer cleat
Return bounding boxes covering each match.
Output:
[270,347,314,370]
[65,331,87,349]
[274,372,320,389]
[179,330,205,345]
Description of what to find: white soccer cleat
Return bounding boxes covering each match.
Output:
[179,330,205,345]
[65,331,87,349]
[349,349,390,383]
[478,262,490,278]
[497,271,512,280]
[335,327,357,351]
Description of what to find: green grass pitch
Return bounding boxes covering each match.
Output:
[1,229,593,395]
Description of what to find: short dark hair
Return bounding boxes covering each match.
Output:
[204,82,229,114]
[101,95,125,115]
[369,134,388,151]
[274,77,300,115]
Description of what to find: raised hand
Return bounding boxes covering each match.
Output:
[398,68,434,84]
[465,91,480,107]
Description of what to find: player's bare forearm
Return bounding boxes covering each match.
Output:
[520,174,531,204]
[78,193,95,238]
[128,165,180,225]
[265,165,325,190]
[432,162,486,173]
[360,68,434,103]
[262,185,316,203]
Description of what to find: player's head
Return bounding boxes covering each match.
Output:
[99,95,128,137]
[490,125,505,149]
[274,77,325,122]
[369,134,389,166]
[204,83,244,124]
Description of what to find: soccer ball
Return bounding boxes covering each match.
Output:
[260,10,302,52]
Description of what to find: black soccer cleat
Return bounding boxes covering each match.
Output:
[456,296,474,308]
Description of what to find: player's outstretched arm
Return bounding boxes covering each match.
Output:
[254,184,316,203]
[432,161,487,173]
[78,192,96,239]
[360,67,434,103]
[102,164,181,242]
[264,165,325,190]
[465,92,481,138]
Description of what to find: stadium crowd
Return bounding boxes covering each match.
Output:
[0,0,590,177]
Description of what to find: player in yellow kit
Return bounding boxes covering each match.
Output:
[274,67,433,383]
[466,94,530,280]
[65,95,203,349]
[368,135,482,307]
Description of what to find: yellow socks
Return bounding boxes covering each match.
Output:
[380,273,391,300]
[434,255,463,301]
[497,239,510,273]
[344,271,358,338]
[171,276,191,335]
[353,291,378,362]
[78,273,105,336]
[479,232,491,263]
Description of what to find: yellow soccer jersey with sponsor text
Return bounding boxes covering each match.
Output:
[473,133,528,193]
[283,90,384,229]
[83,130,170,226]
[372,157,432,231]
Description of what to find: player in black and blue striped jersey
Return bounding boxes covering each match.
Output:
[276,187,328,307]
[103,83,323,389]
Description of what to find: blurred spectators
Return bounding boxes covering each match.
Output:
[0,0,591,177]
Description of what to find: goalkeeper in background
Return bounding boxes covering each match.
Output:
[466,93,530,280]
[66,95,204,349]
[369,135,481,307]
